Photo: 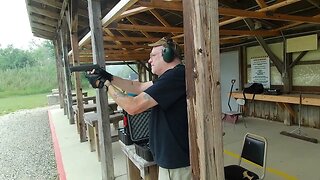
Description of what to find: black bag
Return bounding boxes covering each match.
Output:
[243,83,264,102]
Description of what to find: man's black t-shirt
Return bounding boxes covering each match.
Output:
[144,64,190,169]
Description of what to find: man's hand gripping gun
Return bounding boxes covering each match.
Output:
[70,64,113,88]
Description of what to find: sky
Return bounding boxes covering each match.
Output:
[0,1,43,49]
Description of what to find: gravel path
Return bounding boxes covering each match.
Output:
[0,107,58,180]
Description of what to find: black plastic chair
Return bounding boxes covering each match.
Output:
[225,133,267,180]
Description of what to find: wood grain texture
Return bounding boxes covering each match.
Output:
[183,0,224,179]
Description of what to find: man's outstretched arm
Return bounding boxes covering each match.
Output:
[106,81,157,115]
[111,76,153,95]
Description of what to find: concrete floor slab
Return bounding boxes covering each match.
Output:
[49,107,127,180]
[49,106,320,180]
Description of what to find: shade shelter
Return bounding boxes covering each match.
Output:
[25,0,320,179]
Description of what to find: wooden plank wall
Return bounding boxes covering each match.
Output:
[244,102,320,129]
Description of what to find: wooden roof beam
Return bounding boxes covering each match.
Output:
[274,13,320,31]
[34,33,54,40]
[31,0,62,9]
[82,44,150,51]
[30,16,57,27]
[244,19,283,72]
[118,6,153,19]
[80,49,150,54]
[57,0,69,31]
[103,36,160,42]
[28,6,59,19]
[137,0,182,11]
[219,7,320,24]
[149,9,177,36]
[79,0,138,48]
[104,28,123,45]
[32,28,55,38]
[32,0,88,17]
[109,23,184,33]
[101,0,139,27]
[31,22,56,32]
[79,54,149,62]
[307,0,320,9]
[109,23,278,36]
[220,29,279,36]
[220,38,243,44]
[255,0,267,8]
[126,17,152,38]
[219,0,302,26]
[105,44,150,49]
[118,30,141,45]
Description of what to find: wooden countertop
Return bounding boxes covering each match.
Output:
[231,92,320,106]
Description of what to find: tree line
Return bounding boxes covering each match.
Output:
[0,41,54,70]
[0,40,138,97]
[0,40,57,97]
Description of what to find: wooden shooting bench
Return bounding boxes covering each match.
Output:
[72,102,118,137]
[72,96,96,105]
[72,91,88,97]
[231,92,320,125]
[84,112,123,161]
[119,141,158,180]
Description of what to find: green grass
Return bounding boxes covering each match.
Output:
[0,93,48,116]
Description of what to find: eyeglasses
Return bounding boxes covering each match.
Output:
[149,51,161,59]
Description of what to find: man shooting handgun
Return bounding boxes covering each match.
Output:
[85,37,191,180]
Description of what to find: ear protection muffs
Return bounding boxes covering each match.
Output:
[162,39,175,63]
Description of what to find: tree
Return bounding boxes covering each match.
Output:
[0,40,55,70]
[0,45,35,70]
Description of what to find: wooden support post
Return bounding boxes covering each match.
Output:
[53,40,65,109]
[87,0,114,179]
[183,0,225,179]
[67,0,86,142]
[60,18,74,124]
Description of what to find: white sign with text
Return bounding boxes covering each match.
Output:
[251,56,270,88]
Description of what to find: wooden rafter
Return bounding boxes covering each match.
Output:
[274,13,320,31]
[137,1,183,11]
[307,0,320,8]
[79,0,138,48]
[118,30,139,45]
[220,29,279,36]
[31,0,62,9]
[109,23,183,33]
[79,54,149,62]
[219,0,302,26]
[101,0,139,26]
[30,16,57,27]
[31,22,56,32]
[219,7,320,24]
[80,49,150,54]
[255,0,267,8]
[57,0,69,31]
[83,44,150,51]
[126,17,152,38]
[149,9,177,36]
[28,6,60,19]
[110,23,279,36]
[103,35,160,42]
[104,28,122,45]
[118,6,153,19]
